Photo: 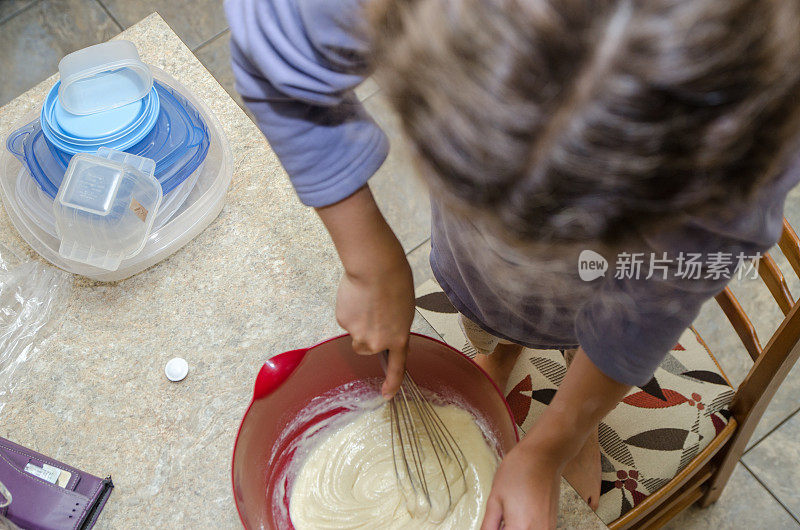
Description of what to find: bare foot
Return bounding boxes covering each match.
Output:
[562,427,601,511]
[473,342,524,391]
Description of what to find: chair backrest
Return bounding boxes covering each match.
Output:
[714,218,800,450]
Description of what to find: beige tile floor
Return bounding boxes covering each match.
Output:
[2,1,799,527]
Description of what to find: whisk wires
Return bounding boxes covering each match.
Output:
[382,356,469,522]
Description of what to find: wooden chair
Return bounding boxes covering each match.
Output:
[611,218,800,528]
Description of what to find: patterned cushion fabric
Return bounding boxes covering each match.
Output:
[415,280,735,524]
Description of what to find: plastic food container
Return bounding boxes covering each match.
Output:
[40,40,161,156]
[58,41,153,115]
[53,148,161,271]
[14,156,203,236]
[7,80,209,199]
[40,82,160,154]
[0,67,232,281]
[232,333,519,529]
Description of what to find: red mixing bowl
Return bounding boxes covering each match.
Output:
[231,332,519,529]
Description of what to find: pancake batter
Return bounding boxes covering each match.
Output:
[289,400,499,529]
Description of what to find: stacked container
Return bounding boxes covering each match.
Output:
[1,41,233,281]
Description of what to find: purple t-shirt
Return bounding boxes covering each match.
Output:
[225,0,798,385]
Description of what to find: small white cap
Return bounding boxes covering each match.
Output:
[165,357,189,382]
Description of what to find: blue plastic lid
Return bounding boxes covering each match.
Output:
[54,96,142,138]
[40,82,160,154]
[45,89,154,147]
[7,80,210,199]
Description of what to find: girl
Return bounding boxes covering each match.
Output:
[225,0,800,527]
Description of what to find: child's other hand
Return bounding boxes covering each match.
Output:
[336,255,414,399]
[481,436,562,530]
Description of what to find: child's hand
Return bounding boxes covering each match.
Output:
[336,256,414,398]
[481,436,562,530]
[483,348,630,528]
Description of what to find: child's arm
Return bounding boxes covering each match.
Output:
[482,348,630,529]
[316,186,414,398]
[225,0,415,395]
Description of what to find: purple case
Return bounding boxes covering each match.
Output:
[0,437,112,530]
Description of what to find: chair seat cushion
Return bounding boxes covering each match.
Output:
[414,280,735,524]
[504,327,734,523]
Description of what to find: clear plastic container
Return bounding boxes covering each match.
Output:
[0,67,233,281]
[58,41,153,115]
[54,148,162,271]
[14,155,203,237]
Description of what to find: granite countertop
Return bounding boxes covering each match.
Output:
[0,14,605,529]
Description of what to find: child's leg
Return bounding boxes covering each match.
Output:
[459,314,524,391]
[473,342,525,392]
[561,348,601,511]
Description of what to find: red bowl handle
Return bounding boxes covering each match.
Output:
[253,348,309,401]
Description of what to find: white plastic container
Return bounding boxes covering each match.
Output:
[53,148,162,271]
[0,67,233,281]
[58,41,153,115]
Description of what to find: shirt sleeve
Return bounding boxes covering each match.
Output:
[224,0,389,207]
[574,214,779,387]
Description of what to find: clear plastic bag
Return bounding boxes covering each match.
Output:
[0,244,68,414]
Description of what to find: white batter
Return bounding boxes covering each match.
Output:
[289,400,499,529]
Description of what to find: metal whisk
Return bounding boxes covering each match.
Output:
[379,351,468,522]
